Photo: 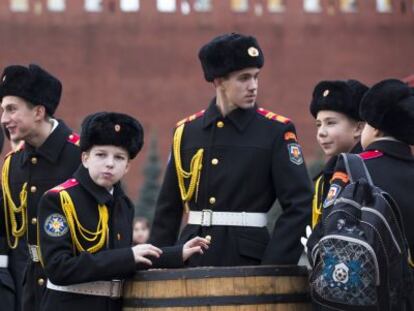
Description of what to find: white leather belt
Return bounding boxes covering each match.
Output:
[47,279,123,298]
[188,210,267,227]
[0,255,8,268]
[28,244,40,262]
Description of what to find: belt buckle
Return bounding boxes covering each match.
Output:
[110,280,123,299]
[200,209,213,227]
[28,245,40,262]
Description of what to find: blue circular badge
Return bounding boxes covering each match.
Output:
[44,213,68,237]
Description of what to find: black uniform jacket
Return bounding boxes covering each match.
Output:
[151,100,313,266]
[0,120,81,311]
[39,165,183,311]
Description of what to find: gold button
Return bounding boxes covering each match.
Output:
[31,157,37,164]
[38,278,45,286]
[211,158,219,165]
[31,218,37,225]
[216,121,224,128]
[209,197,216,204]
[30,186,37,193]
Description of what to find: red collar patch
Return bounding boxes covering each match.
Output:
[67,133,80,146]
[359,150,383,160]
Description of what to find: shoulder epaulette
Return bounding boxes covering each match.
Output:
[176,110,205,127]
[359,150,383,160]
[67,133,80,146]
[49,178,79,193]
[3,142,25,159]
[257,108,291,124]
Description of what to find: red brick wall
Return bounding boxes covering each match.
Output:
[1,0,413,198]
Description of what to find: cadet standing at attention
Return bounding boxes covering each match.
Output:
[150,33,313,266]
[0,64,81,311]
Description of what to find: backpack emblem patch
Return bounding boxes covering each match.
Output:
[324,184,341,208]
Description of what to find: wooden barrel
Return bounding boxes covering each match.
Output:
[122,265,311,310]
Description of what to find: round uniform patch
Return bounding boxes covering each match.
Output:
[44,213,68,237]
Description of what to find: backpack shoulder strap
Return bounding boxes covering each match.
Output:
[339,153,373,185]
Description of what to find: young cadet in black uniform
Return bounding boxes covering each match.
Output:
[309,80,367,228]
[308,79,414,310]
[0,64,81,311]
[150,33,313,266]
[38,112,210,311]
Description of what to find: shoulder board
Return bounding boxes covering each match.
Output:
[257,108,291,124]
[3,142,25,159]
[67,132,80,146]
[49,178,79,193]
[176,110,205,127]
[359,150,383,160]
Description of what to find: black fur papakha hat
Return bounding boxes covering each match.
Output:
[360,79,414,145]
[80,112,144,159]
[0,64,62,116]
[198,33,264,82]
[310,79,368,121]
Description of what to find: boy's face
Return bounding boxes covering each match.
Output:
[133,221,150,244]
[82,145,130,190]
[217,67,260,111]
[316,110,363,157]
[1,95,43,143]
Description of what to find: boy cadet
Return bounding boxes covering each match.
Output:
[308,79,414,310]
[150,33,313,266]
[0,64,81,311]
[309,80,367,228]
[38,112,209,311]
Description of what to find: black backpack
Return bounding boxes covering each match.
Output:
[309,153,413,311]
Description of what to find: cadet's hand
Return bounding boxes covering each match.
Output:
[182,236,210,262]
[131,244,163,265]
[300,225,313,254]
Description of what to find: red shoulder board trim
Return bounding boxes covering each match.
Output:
[359,150,383,160]
[67,133,80,146]
[176,110,205,127]
[49,178,79,193]
[257,108,291,124]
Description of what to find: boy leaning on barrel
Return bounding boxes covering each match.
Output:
[37,112,210,311]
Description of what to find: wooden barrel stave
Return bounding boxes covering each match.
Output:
[123,265,311,311]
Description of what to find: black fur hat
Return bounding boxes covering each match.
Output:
[198,33,264,82]
[0,64,62,116]
[360,79,414,145]
[80,112,144,159]
[310,79,368,121]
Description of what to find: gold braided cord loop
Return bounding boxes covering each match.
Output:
[311,175,324,229]
[173,124,203,213]
[59,190,108,254]
[2,155,28,248]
